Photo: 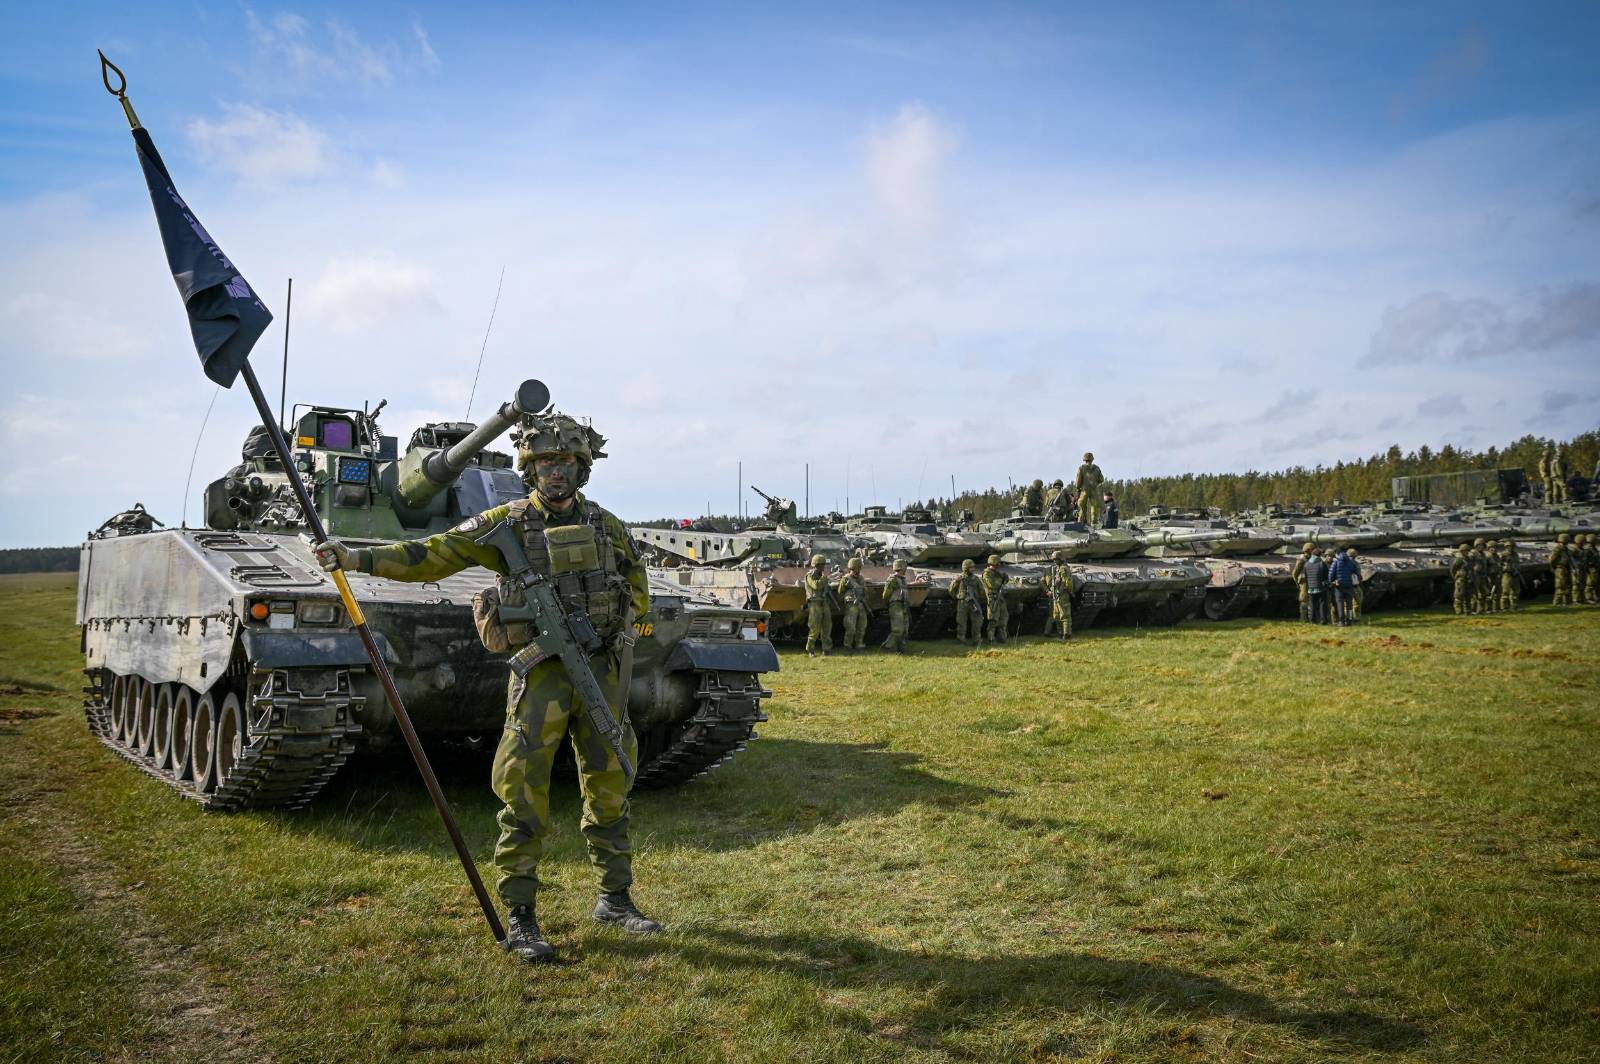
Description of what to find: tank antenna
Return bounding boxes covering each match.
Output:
[180,385,221,529]
[278,278,292,430]
[465,265,505,422]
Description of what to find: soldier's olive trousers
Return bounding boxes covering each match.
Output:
[1350,584,1363,621]
[955,601,983,644]
[883,601,909,651]
[1296,584,1309,622]
[986,598,1010,643]
[1047,599,1073,639]
[1077,497,1098,526]
[1587,569,1598,604]
[1553,571,1571,606]
[1500,576,1517,611]
[1452,578,1469,615]
[841,602,869,649]
[491,653,637,906]
[806,601,833,652]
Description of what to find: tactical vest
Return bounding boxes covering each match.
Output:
[840,575,867,605]
[495,498,631,648]
[886,574,909,605]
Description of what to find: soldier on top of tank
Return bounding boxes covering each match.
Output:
[314,411,659,965]
[1076,453,1104,525]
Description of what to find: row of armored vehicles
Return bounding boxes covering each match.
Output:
[632,487,1598,643]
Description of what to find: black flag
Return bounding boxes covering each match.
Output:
[131,125,272,388]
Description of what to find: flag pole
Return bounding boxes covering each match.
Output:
[99,51,504,944]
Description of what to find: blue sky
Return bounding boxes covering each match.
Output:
[2,2,1598,546]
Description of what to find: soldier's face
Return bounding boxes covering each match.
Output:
[533,455,581,501]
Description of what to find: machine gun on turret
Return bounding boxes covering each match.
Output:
[749,485,799,529]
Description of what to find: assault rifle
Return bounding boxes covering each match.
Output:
[476,520,635,781]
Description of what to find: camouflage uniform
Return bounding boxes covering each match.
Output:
[1291,544,1313,622]
[1583,535,1600,604]
[1551,446,1569,504]
[1570,534,1590,606]
[1075,453,1104,526]
[1482,542,1501,613]
[1044,479,1072,521]
[1345,549,1364,622]
[1550,535,1572,606]
[1044,552,1074,640]
[804,558,834,654]
[1471,541,1493,614]
[981,555,1010,643]
[882,561,911,652]
[836,560,869,650]
[1537,445,1552,501]
[1450,544,1471,615]
[1020,479,1045,517]
[950,561,985,645]
[354,489,648,906]
[1499,542,1520,611]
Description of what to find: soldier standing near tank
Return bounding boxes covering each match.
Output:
[1551,445,1569,504]
[1482,539,1502,614]
[837,557,870,651]
[1570,532,1590,606]
[981,553,1011,643]
[313,412,658,964]
[805,555,834,656]
[950,558,985,645]
[1020,478,1046,517]
[1550,534,1573,606]
[1291,543,1314,622]
[1538,443,1553,502]
[881,559,911,652]
[1451,543,1472,616]
[1075,453,1104,525]
[1582,533,1600,604]
[1345,547,1364,622]
[1499,540,1521,611]
[1044,549,1075,640]
[1044,479,1072,521]
[1469,538,1492,614]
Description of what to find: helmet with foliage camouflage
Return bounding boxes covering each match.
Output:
[846,557,862,571]
[810,553,826,567]
[1052,549,1069,562]
[513,412,606,485]
[892,559,907,571]
[961,558,976,571]
[987,553,1001,566]
[1557,533,1569,544]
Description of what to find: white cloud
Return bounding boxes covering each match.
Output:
[865,102,958,234]
[304,255,440,333]
[187,104,333,185]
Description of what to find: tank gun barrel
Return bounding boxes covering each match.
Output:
[397,379,549,510]
[989,536,1081,556]
[1280,529,1398,549]
[1137,528,1245,548]
[749,484,777,504]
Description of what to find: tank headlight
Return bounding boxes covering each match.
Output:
[297,602,342,626]
[711,618,737,636]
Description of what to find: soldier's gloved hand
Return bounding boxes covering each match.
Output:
[312,538,355,573]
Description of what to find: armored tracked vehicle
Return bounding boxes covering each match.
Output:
[983,515,1213,630]
[79,382,777,810]
[1128,509,1295,620]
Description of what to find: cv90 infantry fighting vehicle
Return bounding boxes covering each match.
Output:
[632,487,909,641]
[78,381,778,810]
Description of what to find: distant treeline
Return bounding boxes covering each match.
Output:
[0,547,79,574]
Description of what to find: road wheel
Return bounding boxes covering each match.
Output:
[169,687,195,781]
[134,680,157,757]
[214,691,245,789]
[192,690,220,793]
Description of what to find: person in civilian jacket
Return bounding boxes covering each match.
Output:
[1303,547,1329,625]
[1327,546,1360,626]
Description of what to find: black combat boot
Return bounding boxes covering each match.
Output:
[592,891,663,934]
[503,903,556,963]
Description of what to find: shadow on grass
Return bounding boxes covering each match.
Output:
[284,737,998,856]
[616,926,1427,1053]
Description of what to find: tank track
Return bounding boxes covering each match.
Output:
[84,667,363,812]
[631,670,771,790]
[909,599,954,640]
[1203,586,1261,622]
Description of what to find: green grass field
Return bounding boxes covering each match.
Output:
[2,570,1597,1063]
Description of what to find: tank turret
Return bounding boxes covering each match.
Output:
[395,380,549,511]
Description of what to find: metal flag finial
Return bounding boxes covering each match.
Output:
[97,50,141,129]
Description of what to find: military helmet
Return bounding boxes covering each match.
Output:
[1557,533,1569,544]
[1031,478,1043,488]
[1051,478,1063,488]
[1052,549,1069,562]
[892,559,907,571]
[846,557,862,571]
[513,412,606,474]
[1459,542,1471,551]
[1347,547,1358,555]
[961,558,975,571]
[1083,452,1094,462]
[1473,537,1486,547]
[1301,543,1313,554]
[987,553,1001,565]
[810,553,826,566]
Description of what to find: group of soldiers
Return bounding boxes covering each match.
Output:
[1289,544,1366,625]
[1019,452,1109,526]
[1447,539,1525,615]
[1547,532,1600,607]
[1538,442,1574,504]
[804,549,1079,655]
